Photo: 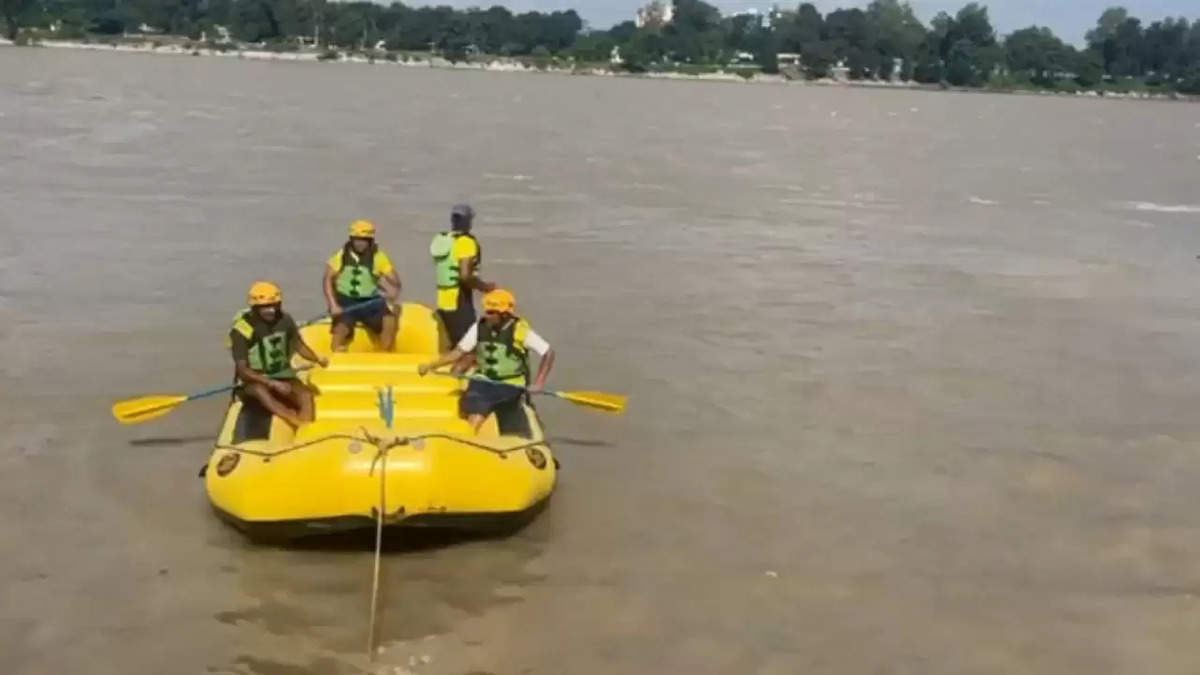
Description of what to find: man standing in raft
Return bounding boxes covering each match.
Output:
[323,219,402,352]
[430,204,493,347]
[230,281,328,428]
[418,289,554,434]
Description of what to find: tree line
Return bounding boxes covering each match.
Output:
[3,0,1200,94]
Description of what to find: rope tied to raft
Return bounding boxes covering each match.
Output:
[366,386,396,661]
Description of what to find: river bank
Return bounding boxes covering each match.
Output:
[4,36,1196,102]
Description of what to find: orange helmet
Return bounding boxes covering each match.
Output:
[247,281,282,306]
[348,219,376,238]
[482,288,516,314]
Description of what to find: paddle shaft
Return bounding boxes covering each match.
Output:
[187,383,241,403]
[182,366,309,405]
[303,296,386,325]
[456,373,618,405]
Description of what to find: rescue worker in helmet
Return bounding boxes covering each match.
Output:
[230,282,328,428]
[418,289,554,434]
[323,219,402,352]
[430,204,494,347]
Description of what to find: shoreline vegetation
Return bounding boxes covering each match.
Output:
[3,1,1198,101]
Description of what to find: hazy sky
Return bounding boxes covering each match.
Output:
[421,1,1199,44]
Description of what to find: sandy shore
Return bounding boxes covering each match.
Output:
[5,36,1194,100]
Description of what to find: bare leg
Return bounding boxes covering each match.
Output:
[289,381,315,422]
[467,413,487,435]
[246,383,303,428]
[379,311,398,352]
[331,322,352,352]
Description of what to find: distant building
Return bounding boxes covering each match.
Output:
[635,1,674,29]
[732,9,764,28]
[778,53,801,66]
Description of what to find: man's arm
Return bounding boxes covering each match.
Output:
[323,266,342,316]
[294,342,329,368]
[418,348,467,375]
[522,328,554,392]
[290,323,329,368]
[421,324,477,375]
[379,270,402,301]
[530,349,555,392]
[459,258,494,293]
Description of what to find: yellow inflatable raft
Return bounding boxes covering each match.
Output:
[204,302,557,542]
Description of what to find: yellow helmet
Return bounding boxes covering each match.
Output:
[247,280,282,306]
[482,288,516,314]
[348,219,376,238]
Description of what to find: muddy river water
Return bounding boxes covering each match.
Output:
[4,47,1200,674]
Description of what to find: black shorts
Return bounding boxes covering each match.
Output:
[437,303,477,346]
[461,379,524,417]
[333,294,387,336]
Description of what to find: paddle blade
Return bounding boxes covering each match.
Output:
[556,390,627,414]
[111,395,189,425]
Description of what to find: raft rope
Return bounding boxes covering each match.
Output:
[367,440,387,661]
[213,432,546,461]
[366,386,396,661]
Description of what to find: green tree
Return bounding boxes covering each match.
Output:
[1005,26,1070,84]
[925,4,996,85]
[801,39,836,79]
[1109,16,1145,76]
[866,0,926,79]
[662,0,722,63]
[1142,17,1188,79]
[2,0,37,38]
[776,2,822,54]
[723,12,758,53]
[608,20,637,44]
[755,26,779,73]
[1087,8,1145,77]
[912,35,943,83]
[1073,48,1105,87]
[944,38,975,85]
[823,8,879,78]
[949,2,995,47]
[620,26,665,71]
[569,31,614,62]
[1085,6,1128,49]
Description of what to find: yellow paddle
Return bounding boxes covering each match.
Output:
[542,389,628,414]
[112,384,239,425]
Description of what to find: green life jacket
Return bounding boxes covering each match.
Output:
[335,242,379,299]
[430,231,481,290]
[475,317,528,384]
[231,310,293,376]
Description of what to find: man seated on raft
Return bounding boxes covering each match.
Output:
[231,282,328,428]
[417,289,554,434]
[323,219,402,352]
